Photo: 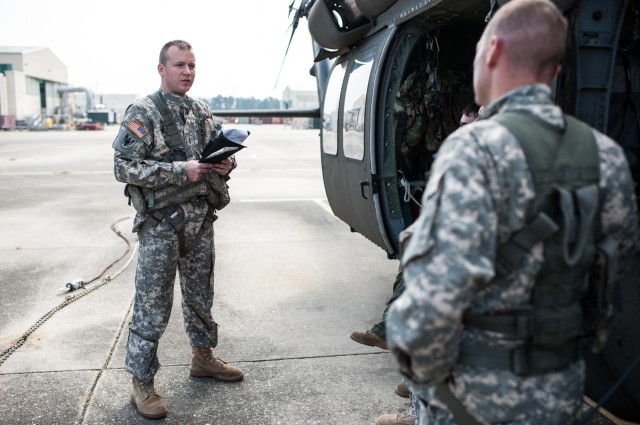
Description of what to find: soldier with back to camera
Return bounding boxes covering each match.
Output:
[382,0,639,424]
[113,40,243,419]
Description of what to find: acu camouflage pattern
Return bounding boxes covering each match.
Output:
[113,91,228,382]
[113,91,229,231]
[387,84,640,424]
[127,209,218,382]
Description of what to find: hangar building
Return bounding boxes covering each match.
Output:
[0,46,69,126]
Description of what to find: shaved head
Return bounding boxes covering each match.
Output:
[486,0,567,78]
[159,40,192,65]
[473,0,568,105]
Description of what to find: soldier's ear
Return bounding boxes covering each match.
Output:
[158,63,165,78]
[486,36,502,68]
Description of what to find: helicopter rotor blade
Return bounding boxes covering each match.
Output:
[288,0,296,18]
[274,0,312,89]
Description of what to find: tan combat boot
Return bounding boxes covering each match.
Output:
[131,376,167,419]
[190,346,244,381]
[375,410,416,425]
[395,382,411,398]
[349,330,389,350]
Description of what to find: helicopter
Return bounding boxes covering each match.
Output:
[212,0,640,421]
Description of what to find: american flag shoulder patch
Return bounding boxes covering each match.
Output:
[126,119,147,138]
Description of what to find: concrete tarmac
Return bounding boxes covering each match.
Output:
[0,124,407,424]
[0,124,620,424]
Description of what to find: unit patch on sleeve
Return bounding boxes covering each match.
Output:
[126,119,148,139]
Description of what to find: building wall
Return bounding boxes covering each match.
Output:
[282,87,319,129]
[24,77,41,117]
[0,74,7,116]
[23,48,68,83]
[0,47,68,121]
[96,93,139,122]
[0,53,23,73]
[5,70,23,117]
[282,87,319,109]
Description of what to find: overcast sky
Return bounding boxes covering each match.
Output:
[0,0,318,100]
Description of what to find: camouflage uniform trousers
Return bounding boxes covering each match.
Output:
[371,264,405,339]
[125,208,218,383]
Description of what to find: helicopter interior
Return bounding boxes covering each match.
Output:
[378,24,482,250]
[320,10,486,257]
[321,0,640,258]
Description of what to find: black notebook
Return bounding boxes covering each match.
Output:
[199,128,250,164]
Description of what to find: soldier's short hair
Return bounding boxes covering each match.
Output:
[462,103,480,118]
[487,0,568,77]
[159,40,192,65]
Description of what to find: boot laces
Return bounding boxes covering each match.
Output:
[141,380,158,399]
[198,348,226,365]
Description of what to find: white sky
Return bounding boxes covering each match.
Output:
[0,0,318,100]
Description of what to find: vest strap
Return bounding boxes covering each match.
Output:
[430,382,483,425]
[559,184,599,266]
[458,341,579,376]
[463,308,533,339]
[137,210,164,237]
[147,91,184,148]
[534,166,600,183]
[495,213,559,277]
[532,283,583,307]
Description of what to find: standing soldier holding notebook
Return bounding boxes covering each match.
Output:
[112,39,243,419]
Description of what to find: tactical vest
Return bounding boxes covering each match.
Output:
[124,91,220,256]
[143,91,209,208]
[458,111,618,377]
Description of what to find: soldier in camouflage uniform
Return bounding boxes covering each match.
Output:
[113,40,243,419]
[383,1,639,424]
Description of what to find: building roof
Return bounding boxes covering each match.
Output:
[0,46,45,54]
[0,46,68,84]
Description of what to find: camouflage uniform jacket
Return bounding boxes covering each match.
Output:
[387,84,639,424]
[113,91,225,233]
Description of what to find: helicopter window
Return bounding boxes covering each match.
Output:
[322,61,347,156]
[343,50,375,161]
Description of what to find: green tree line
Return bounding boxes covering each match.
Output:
[203,96,281,110]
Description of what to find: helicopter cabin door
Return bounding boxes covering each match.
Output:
[320,28,397,255]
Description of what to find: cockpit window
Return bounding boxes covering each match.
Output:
[343,49,374,161]
[322,61,347,156]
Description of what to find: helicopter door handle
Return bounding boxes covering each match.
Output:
[360,180,370,200]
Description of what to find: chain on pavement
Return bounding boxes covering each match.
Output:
[0,217,137,366]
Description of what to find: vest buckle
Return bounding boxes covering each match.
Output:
[511,347,529,376]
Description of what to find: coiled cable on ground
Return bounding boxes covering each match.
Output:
[0,217,137,366]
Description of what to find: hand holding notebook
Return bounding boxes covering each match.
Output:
[199,128,249,164]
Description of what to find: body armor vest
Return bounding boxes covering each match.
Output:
[141,91,208,209]
[460,111,617,376]
[126,91,229,214]
[123,92,224,256]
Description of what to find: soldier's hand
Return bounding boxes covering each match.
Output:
[186,160,215,182]
[211,158,233,177]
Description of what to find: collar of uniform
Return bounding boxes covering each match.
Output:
[483,83,565,130]
[160,91,194,110]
